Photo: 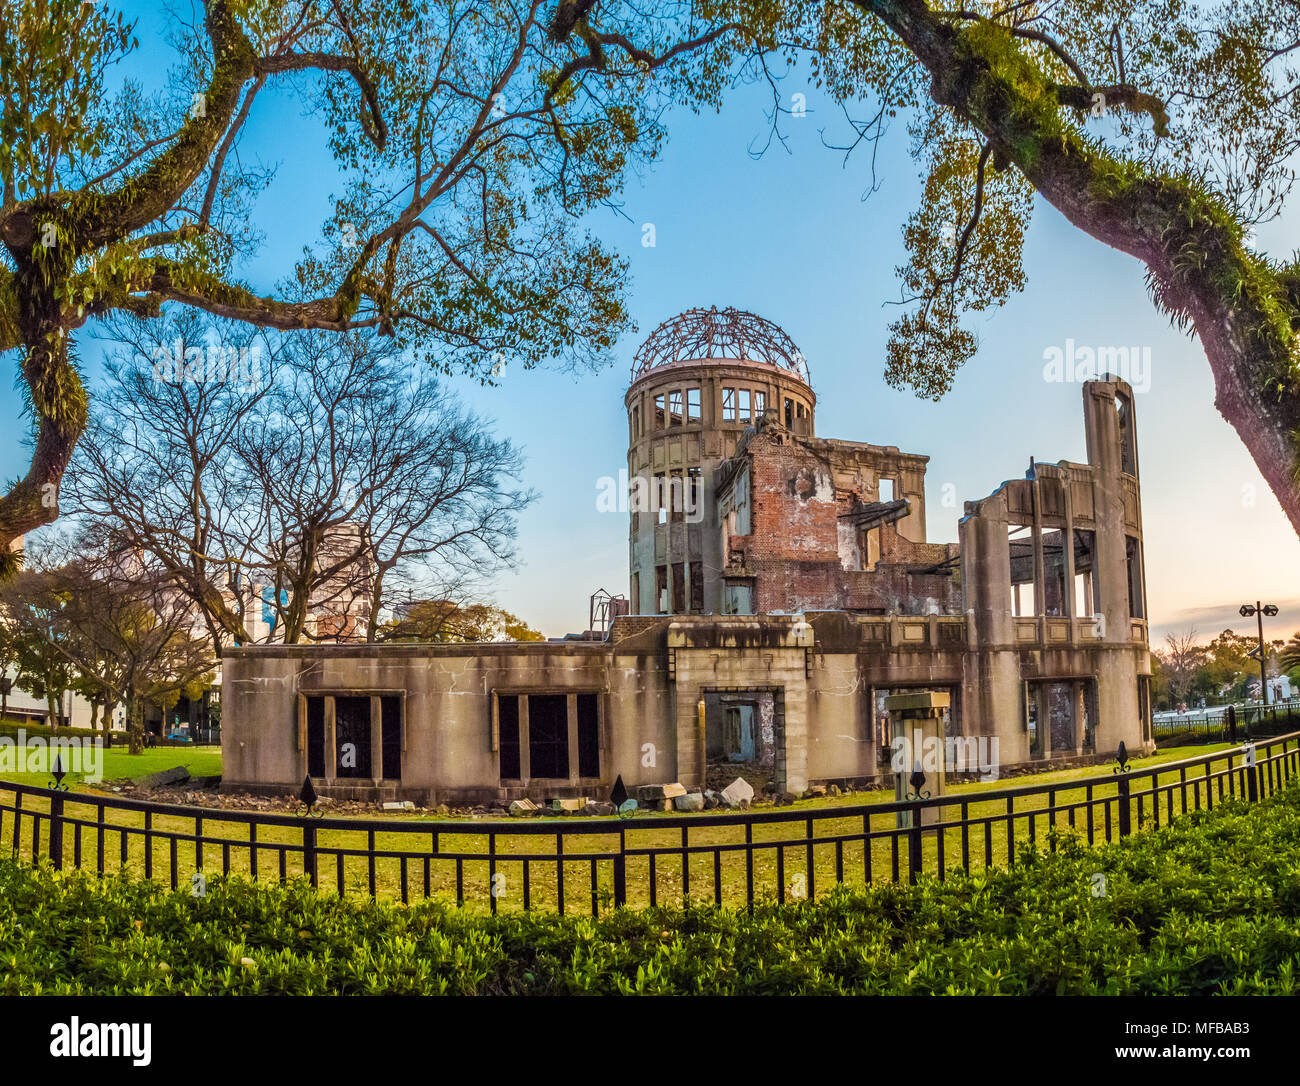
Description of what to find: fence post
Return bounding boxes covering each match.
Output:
[303,822,317,887]
[48,791,64,871]
[613,825,626,907]
[1117,774,1131,837]
[908,801,923,884]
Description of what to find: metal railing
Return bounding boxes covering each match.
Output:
[3,731,1297,915]
[1153,700,1299,741]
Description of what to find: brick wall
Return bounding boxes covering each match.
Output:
[739,429,961,614]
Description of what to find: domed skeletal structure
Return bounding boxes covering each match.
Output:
[631,306,810,385]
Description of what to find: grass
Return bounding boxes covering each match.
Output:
[0,744,223,786]
[0,734,1292,916]
[4,780,1299,994]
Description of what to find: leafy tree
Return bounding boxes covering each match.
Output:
[382,598,544,642]
[664,0,1300,536]
[0,0,754,551]
[0,571,76,729]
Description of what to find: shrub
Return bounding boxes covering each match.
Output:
[2,782,1298,995]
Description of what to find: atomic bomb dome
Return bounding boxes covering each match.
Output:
[631,306,811,385]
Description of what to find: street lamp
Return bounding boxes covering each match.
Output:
[1239,602,1279,705]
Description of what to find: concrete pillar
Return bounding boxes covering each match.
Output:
[886,691,949,827]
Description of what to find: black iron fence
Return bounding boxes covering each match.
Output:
[1152,700,1298,744]
[3,731,1298,915]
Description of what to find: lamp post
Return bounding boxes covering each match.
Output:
[1239,602,1279,706]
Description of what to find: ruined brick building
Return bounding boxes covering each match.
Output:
[223,307,1154,804]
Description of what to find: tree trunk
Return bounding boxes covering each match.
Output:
[46,690,59,732]
[127,695,143,756]
[858,0,1300,534]
[102,701,115,748]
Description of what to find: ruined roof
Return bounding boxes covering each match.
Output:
[631,306,811,384]
[838,498,910,528]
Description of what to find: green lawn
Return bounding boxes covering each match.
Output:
[0,744,223,787]
[0,733,1291,915]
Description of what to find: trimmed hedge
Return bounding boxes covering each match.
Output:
[3,782,1299,995]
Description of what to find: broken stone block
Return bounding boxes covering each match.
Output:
[719,777,755,808]
[618,798,639,815]
[674,792,705,812]
[703,794,719,810]
[803,784,827,799]
[136,766,190,791]
[551,797,588,812]
[382,800,415,810]
[828,784,842,797]
[587,800,616,816]
[637,782,687,802]
[508,798,540,817]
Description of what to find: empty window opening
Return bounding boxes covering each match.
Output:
[668,389,683,427]
[669,470,684,522]
[527,694,569,778]
[672,561,686,613]
[1041,530,1068,617]
[576,693,600,778]
[334,696,372,778]
[737,388,751,422]
[686,387,701,422]
[1126,536,1144,619]
[1008,524,1036,616]
[784,398,793,427]
[380,696,402,780]
[878,478,895,502]
[656,565,668,613]
[654,473,668,524]
[690,560,704,613]
[654,393,665,430]
[860,524,882,571]
[498,694,521,778]
[1025,684,1041,758]
[306,695,325,778]
[754,391,766,418]
[722,387,737,422]
[1116,392,1137,476]
[1073,529,1098,618]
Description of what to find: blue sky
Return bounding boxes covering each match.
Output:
[14,4,1300,643]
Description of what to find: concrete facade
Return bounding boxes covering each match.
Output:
[222,307,1152,803]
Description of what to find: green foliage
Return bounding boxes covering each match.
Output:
[381,599,544,642]
[4,781,1299,995]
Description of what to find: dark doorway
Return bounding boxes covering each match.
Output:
[527,694,569,779]
[306,695,325,778]
[334,696,372,778]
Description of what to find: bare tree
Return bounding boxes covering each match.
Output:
[1159,628,1204,709]
[69,321,530,649]
[18,531,215,754]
